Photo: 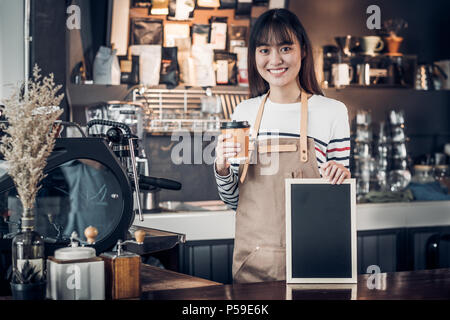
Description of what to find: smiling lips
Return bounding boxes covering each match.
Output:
[268,68,288,75]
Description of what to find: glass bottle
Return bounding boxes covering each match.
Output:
[11,210,45,282]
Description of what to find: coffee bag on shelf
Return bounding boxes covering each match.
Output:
[192,24,211,45]
[210,17,228,50]
[168,0,195,20]
[160,47,179,88]
[214,50,238,85]
[131,18,163,45]
[93,46,121,85]
[130,45,162,86]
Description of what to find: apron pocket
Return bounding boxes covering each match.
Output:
[233,246,286,282]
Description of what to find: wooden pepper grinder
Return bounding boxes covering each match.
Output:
[134,229,146,244]
[100,231,145,300]
[85,226,98,244]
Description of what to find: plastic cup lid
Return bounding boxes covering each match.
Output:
[220,120,250,130]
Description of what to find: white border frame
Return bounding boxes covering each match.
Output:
[285,178,357,284]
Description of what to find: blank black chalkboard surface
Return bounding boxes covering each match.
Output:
[285,179,357,283]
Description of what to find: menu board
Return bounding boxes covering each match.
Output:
[285,179,357,283]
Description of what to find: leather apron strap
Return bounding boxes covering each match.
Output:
[300,90,308,163]
[240,91,309,184]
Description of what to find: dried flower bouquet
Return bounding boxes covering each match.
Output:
[0,65,64,226]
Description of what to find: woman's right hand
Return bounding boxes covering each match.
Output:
[215,133,241,176]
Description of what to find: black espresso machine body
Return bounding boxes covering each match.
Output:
[0,137,135,255]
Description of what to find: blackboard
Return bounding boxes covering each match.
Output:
[285,179,357,283]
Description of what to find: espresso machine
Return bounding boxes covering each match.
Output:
[0,120,183,253]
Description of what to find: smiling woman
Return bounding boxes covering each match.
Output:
[214,8,351,284]
[247,9,323,100]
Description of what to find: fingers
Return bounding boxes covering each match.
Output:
[331,168,343,184]
[328,165,339,180]
[320,161,334,170]
[321,161,350,185]
[337,171,347,185]
[215,133,242,165]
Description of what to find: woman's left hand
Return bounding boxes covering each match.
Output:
[319,161,351,185]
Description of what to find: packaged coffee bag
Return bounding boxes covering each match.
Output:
[118,53,140,85]
[131,18,163,45]
[235,0,252,19]
[220,0,236,9]
[164,23,190,47]
[93,46,121,85]
[130,45,162,86]
[214,50,238,85]
[210,17,228,50]
[168,0,195,20]
[197,0,220,8]
[233,46,248,86]
[229,25,248,53]
[160,47,179,88]
[191,44,216,87]
[151,0,169,15]
[175,37,192,85]
[192,24,211,45]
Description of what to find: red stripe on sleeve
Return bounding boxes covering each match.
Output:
[327,147,350,153]
[315,147,326,157]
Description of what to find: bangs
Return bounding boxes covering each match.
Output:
[254,19,296,47]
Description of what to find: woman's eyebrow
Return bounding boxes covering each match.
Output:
[256,40,294,47]
[278,41,294,46]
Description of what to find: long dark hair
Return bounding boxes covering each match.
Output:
[248,9,323,98]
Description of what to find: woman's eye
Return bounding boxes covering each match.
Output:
[281,47,292,53]
[259,48,269,54]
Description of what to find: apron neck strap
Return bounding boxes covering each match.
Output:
[250,91,270,141]
[300,90,308,163]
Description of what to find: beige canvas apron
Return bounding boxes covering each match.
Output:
[232,91,321,283]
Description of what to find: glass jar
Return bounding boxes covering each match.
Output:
[411,165,435,184]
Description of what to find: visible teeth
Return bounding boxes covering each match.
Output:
[269,69,287,74]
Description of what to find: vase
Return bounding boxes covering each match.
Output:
[385,36,403,56]
[11,210,46,300]
[10,281,47,300]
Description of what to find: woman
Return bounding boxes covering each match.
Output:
[214,8,351,283]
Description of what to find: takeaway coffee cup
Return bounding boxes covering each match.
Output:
[221,120,250,164]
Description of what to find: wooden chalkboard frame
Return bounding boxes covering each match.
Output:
[285,179,357,284]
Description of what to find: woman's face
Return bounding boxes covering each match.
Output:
[255,35,302,90]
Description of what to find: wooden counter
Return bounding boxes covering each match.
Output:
[141,268,450,300]
[140,264,221,292]
[1,266,448,300]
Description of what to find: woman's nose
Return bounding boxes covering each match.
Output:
[269,50,283,65]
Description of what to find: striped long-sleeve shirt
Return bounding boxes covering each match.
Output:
[215,94,351,210]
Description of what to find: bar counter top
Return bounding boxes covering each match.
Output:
[134,200,450,241]
[1,265,448,300]
[140,267,450,300]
